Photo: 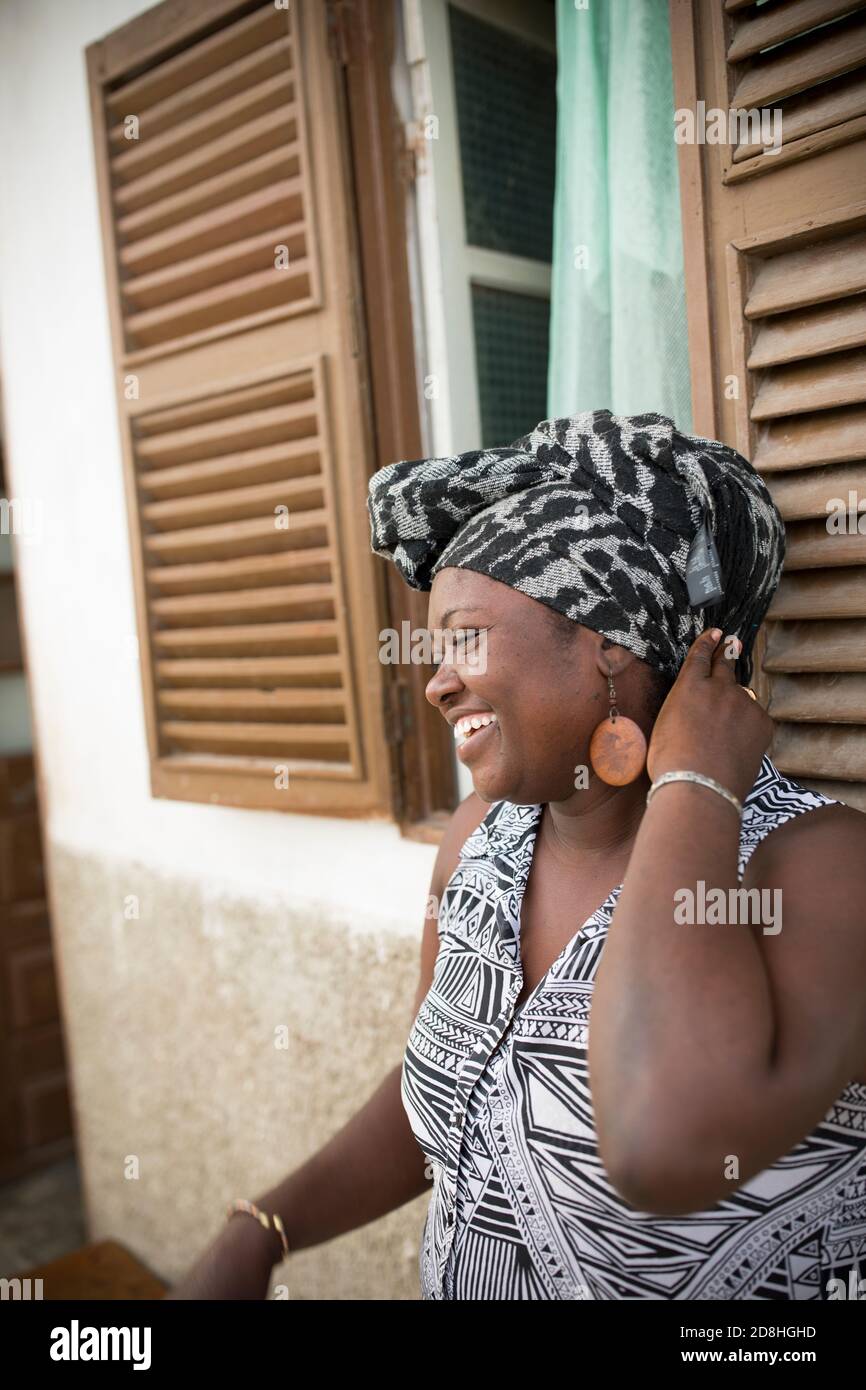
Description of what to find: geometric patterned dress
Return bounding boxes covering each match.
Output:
[400,757,866,1299]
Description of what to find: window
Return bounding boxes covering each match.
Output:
[408,0,557,455]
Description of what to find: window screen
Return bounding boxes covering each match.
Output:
[472,285,551,447]
[449,4,557,261]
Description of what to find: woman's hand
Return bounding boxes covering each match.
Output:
[646,627,774,804]
[163,1212,279,1300]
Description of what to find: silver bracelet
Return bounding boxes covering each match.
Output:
[646,770,743,818]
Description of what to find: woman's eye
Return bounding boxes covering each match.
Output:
[428,628,488,668]
[451,629,484,660]
[453,629,489,669]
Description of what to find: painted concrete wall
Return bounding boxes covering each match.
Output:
[0,0,437,1297]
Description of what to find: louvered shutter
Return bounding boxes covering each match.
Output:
[87,0,392,815]
[671,0,866,810]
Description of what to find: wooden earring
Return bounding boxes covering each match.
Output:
[588,671,647,786]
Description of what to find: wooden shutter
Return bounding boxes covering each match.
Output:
[671,0,866,811]
[87,0,392,816]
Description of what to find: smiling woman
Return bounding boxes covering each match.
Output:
[362,409,866,1301]
[167,409,866,1304]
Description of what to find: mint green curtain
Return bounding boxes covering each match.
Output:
[547,0,692,429]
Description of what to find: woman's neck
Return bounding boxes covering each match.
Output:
[543,772,650,861]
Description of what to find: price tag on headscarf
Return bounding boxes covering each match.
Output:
[685,514,724,608]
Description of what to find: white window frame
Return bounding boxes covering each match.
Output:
[402,0,556,459]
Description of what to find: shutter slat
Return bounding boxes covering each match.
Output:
[744,232,866,319]
[152,620,339,656]
[781,519,866,569]
[731,11,866,110]
[135,400,318,465]
[157,688,345,719]
[136,375,312,433]
[727,0,863,63]
[143,475,322,529]
[164,753,355,779]
[161,720,351,755]
[768,671,866,721]
[144,509,329,564]
[156,654,344,688]
[764,618,866,670]
[750,347,866,419]
[767,463,866,518]
[146,547,333,595]
[140,439,320,499]
[752,404,866,470]
[151,583,335,626]
[771,721,866,778]
[769,567,866,617]
[748,295,866,368]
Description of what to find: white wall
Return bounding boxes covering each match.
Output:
[0,0,437,938]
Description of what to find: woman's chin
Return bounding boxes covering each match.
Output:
[469,763,520,804]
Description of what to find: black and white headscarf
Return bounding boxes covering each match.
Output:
[366,410,785,681]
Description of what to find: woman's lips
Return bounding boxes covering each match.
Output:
[455,717,499,764]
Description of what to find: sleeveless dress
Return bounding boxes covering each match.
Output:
[400,756,866,1300]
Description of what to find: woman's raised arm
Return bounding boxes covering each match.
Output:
[589,628,866,1216]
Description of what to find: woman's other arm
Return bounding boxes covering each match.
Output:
[166,791,488,1298]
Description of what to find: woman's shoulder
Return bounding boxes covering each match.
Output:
[743,755,838,817]
[429,792,494,899]
[742,755,842,836]
[741,755,866,875]
[431,795,538,896]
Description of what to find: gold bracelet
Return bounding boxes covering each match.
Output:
[225,1198,290,1261]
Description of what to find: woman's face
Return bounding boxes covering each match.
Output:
[425,567,652,805]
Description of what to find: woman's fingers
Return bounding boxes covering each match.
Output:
[679,628,743,682]
[681,627,723,679]
[711,631,742,680]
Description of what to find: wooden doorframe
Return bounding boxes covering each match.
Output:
[669,0,719,442]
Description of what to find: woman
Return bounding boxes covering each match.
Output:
[169,410,866,1300]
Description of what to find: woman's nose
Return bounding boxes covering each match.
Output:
[425,659,464,708]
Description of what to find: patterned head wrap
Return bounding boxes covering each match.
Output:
[366,410,785,683]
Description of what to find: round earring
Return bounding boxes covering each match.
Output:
[588,670,647,786]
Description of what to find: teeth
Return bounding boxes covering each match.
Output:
[454,713,497,745]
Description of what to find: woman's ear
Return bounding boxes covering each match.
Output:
[593,634,637,680]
